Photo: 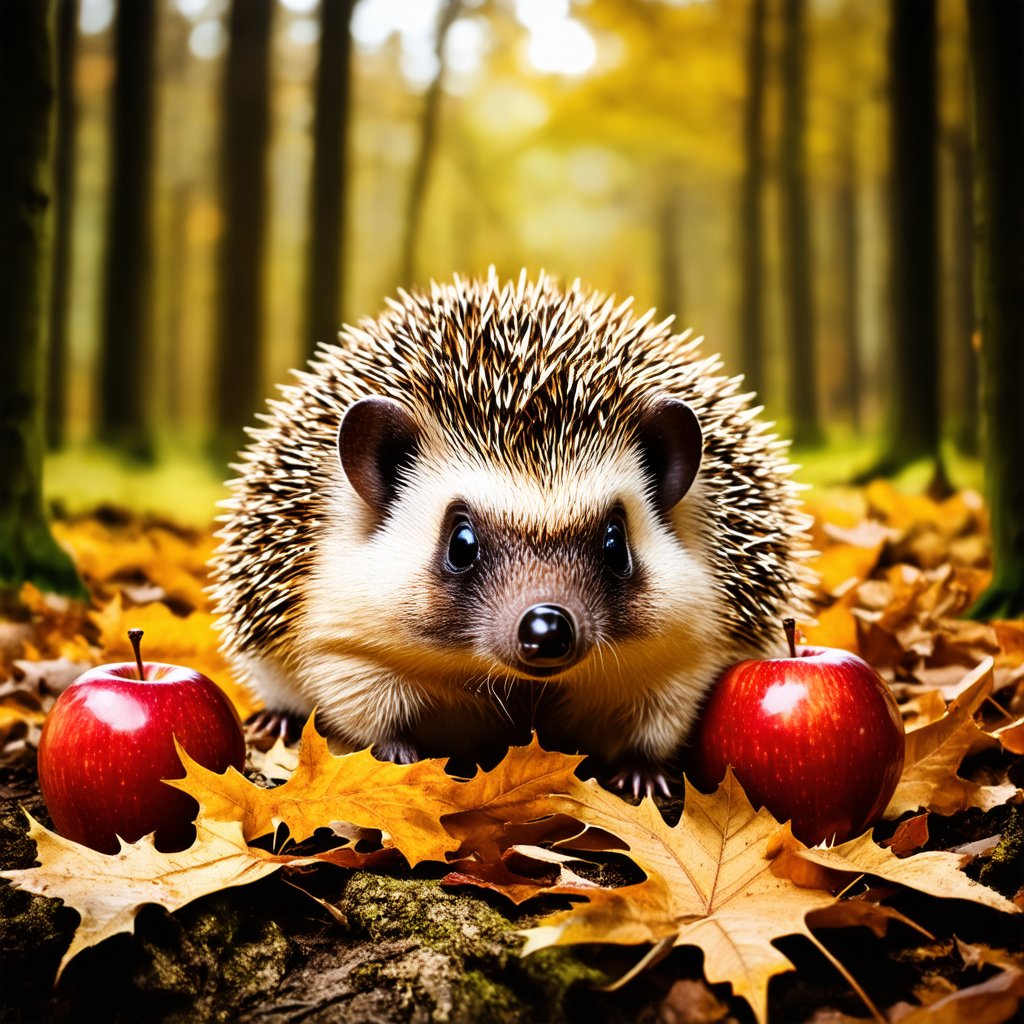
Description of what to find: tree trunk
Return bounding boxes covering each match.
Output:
[97,0,158,461]
[739,0,767,402]
[211,0,274,465]
[0,0,83,596]
[778,0,822,447]
[866,0,942,479]
[836,108,862,431]
[45,0,78,452]
[303,0,356,362]
[657,173,684,319]
[399,0,460,288]
[947,125,978,455]
[967,0,1024,619]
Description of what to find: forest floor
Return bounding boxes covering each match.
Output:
[1,478,1023,1023]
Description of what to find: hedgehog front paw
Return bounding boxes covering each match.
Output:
[372,735,422,765]
[245,709,305,747]
[607,760,673,800]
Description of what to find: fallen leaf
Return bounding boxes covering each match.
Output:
[169,719,583,867]
[0,814,307,979]
[809,520,892,597]
[955,939,1024,973]
[885,659,1017,818]
[659,978,732,1024]
[792,833,1018,915]
[881,814,930,857]
[889,968,1024,1024]
[990,716,1024,756]
[520,773,841,1024]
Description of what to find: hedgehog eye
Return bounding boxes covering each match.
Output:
[603,517,632,578]
[446,518,479,572]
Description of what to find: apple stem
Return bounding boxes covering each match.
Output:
[783,618,798,658]
[128,629,146,680]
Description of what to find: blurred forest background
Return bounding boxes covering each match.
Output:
[1,0,1022,612]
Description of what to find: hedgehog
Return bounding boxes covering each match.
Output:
[210,269,812,794]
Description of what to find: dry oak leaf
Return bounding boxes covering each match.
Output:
[887,968,1024,1024]
[0,814,311,980]
[169,718,583,867]
[884,658,1018,819]
[520,772,842,1024]
[791,833,1017,914]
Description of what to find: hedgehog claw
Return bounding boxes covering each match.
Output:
[608,767,672,800]
[245,709,304,748]
[372,736,421,765]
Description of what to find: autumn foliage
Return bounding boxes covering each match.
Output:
[1,483,1024,1021]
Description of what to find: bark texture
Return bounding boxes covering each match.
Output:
[97,0,158,461]
[739,0,767,402]
[778,0,821,446]
[871,0,942,477]
[45,0,78,452]
[399,0,461,288]
[0,0,82,596]
[212,0,274,465]
[967,0,1024,618]
[303,0,356,362]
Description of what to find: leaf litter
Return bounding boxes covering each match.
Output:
[0,487,1023,1021]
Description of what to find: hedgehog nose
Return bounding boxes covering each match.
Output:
[516,604,577,669]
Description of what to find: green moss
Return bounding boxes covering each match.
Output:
[980,805,1024,898]
[339,874,513,960]
[131,896,292,1021]
[337,872,608,1023]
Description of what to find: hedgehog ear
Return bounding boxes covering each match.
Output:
[637,399,703,512]
[338,396,420,514]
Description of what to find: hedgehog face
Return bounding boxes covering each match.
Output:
[419,494,650,679]
[332,394,711,690]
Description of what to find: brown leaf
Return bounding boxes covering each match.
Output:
[659,979,732,1024]
[885,659,1018,818]
[792,833,1018,915]
[955,939,1024,973]
[881,814,930,857]
[889,968,1024,1024]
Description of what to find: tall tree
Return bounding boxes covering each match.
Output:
[46,0,78,451]
[967,0,1024,619]
[97,0,158,461]
[947,65,978,456]
[862,0,943,483]
[0,0,83,595]
[739,0,767,401]
[399,0,461,288]
[303,0,356,362]
[212,0,274,464]
[778,0,822,446]
[835,104,862,431]
[656,170,684,318]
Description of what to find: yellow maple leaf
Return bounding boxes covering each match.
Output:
[169,717,584,867]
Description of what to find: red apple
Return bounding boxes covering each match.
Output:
[37,629,246,854]
[689,619,905,845]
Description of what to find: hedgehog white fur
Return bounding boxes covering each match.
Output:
[211,269,812,792]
